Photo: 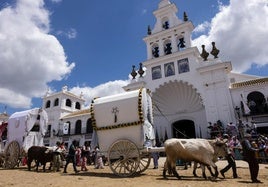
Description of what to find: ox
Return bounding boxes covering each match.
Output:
[163,138,227,180]
[27,146,53,172]
[192,161,214,179]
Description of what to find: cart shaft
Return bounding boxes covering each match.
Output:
[142,146,165,153]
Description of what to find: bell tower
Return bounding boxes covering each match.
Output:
[124,0,234,139]
[145,0,194,60]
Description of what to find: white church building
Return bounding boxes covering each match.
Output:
[123,0,268,140]
[42,0,268,147]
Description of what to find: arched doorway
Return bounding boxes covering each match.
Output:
[172,120,196,138]
[247,91,267,115]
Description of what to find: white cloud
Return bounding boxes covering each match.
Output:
[193,21,210,34]
[56,28,77,39]
[192,0,268,73]
[0,88,31,108]
[69,80,130,107]
[0,0,75,108]
[66,28,77,39]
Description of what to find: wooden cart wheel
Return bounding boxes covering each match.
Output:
[108,139,140,177]
[136,152,151,174]
[4,141,20,169]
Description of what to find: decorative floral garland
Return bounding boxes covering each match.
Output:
[90,88,144,131]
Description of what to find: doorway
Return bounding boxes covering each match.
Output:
[247,91,267,115]
[172,120,196,138]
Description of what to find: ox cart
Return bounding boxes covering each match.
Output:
[90,88,164,177]
[0,108,48,169]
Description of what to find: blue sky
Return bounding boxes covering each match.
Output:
[0,0,268,115]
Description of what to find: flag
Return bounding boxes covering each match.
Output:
[63,122,69,134]
[240,94,250,115]
[242,100,250,115]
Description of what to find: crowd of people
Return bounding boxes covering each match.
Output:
[48,140,105,174]
[19,119,267,184]
[217,132,266,183]
[206,119,268,183]
[207,120,268,162]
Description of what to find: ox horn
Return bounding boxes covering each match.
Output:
[215,138,225,145]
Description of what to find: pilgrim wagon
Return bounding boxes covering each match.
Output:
[0,108,48,169]
[90,88,163,177]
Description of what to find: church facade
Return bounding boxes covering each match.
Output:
[123,0,268,140]
[41,0,268,147]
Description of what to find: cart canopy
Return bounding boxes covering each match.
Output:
[91,88,155,152]
[7,108,48,149]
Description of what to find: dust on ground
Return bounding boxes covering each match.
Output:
[0,158,267,187]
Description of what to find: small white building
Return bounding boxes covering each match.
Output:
[42,86,90,147]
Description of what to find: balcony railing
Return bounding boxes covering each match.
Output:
[56,127,93,137]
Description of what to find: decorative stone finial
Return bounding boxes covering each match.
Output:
[138,63,145,77]
[200,45,209,61]
[45,87,50,96]
[62,85,68,92]
[183,12,188,21]
[159,0,171,9]
[80,92,84,98]
[210,42,220,58]
[147,25,151,35]
[131,65,137,79]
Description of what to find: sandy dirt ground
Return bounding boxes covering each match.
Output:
[0,158,267,187]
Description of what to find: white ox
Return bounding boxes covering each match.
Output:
[163,138,227,180]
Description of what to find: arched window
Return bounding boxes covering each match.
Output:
[177,37,186,49]
[164,39,172,55]
[162,17,169,30]
[247,91,267,115]
[66,99,72,107]
[75,102,81,110]
[46,100,51,108]
[86,118,93,133]
[54,98,59,106]
[75,120,82,134]
[152,43,159,58]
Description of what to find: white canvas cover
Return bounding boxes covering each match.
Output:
[7,108,48,151]
[91,88,155,152]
